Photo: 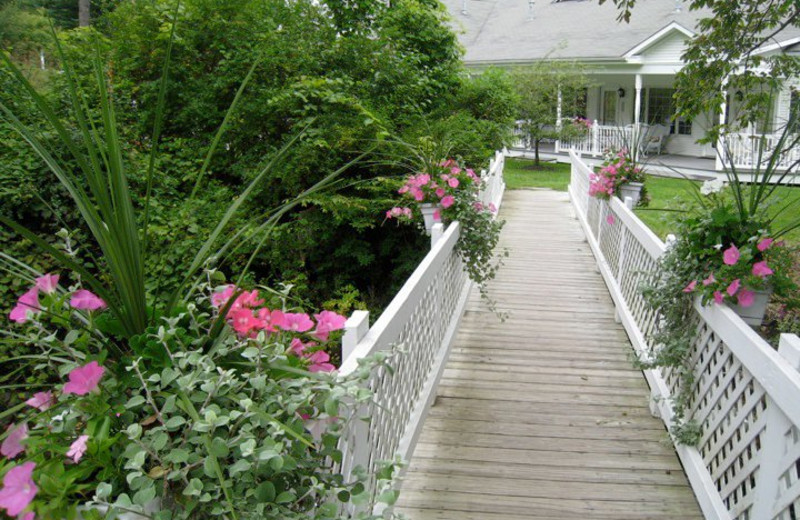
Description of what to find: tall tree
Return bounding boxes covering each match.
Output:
[78,0,90,26]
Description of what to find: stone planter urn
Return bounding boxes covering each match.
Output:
[618,182,644,207]
[729,289,772,327]
[419,203,441,234]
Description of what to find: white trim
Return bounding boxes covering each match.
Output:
[623,21,695,59]
[753,36,800,56]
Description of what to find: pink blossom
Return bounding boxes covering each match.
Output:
[737,290,755,308]
[66,435,89,463]
[411,188,424,202]
[435,187,445,198]
[713,291,724,305]
[447,177,459,188]
[20,512,34,520]
[235,290,264,308]
[433,209,441,221]
[307,350,335,372]
[440,195,455,209]
[683,280,697,293]
[63,361,105,396]
[417,174,430,186]
[726,279,741,297]
[402,207,412,218]
[473,202,484,212]
[9,288,41,324]
[211,285,237,308]
[1,424,27,459]
[702,273,716,286]
[229,308,259,336]
[441,159,457,168]
[606,215,615,226]
[25,391,54,412]
[757,238,774,252]
[0,461,37,516]
[752,261,773,278]
[312,310,347,341]
[722,244,740,266]
[450,166,461,175]
[281,313,314,333]
[256,308,286,332]
[35,274,59,294]
[488,203,497,213]
[69,290,106,311]
[289,338,316,356]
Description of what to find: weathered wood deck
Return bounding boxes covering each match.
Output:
[394,189,703,520]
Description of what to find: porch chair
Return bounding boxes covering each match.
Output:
[642,124,669,156]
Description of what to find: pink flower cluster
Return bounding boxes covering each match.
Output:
[682,238,778,308]
[574,117,593,130]
[385,206,413,220]
[588,150,642,200]
[0,361,105,517]
[9,273,106,324]
[211,285,346,372]
[396,160,480,208]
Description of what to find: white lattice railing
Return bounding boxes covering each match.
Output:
[723,132,800,171]
[568,149,800,520]
[335,151,506,515]
[556,121,633,157]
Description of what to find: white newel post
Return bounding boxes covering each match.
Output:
[431,222,445,249]
[751,334,800,520]
[634,74,642,127]
[342,310,370,363]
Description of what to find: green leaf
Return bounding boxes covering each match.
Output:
[209,437,230,458]
[126,395,146,409]
[183,478,203,496]
[165,449,190,464]
[255,481,276,503]
[133,485,156,506]
[165,416,186,429]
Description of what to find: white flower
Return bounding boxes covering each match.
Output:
[700,178,725,196]
[713,243,723,250]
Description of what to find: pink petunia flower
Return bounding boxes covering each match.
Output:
[440,195,455,209]
[281,313,315,333]
[737,290,755,308]
[713,291,724,305]
[20,512,34,520]
[435,188,445,198]
[307,350,335,373]
[256,308,286,333]
[312,310,347,342]
[1,424,28,459]
[447,177,459,188]
[69,290,106,311]
[289,338,315,356]
[66,435,89,463]
[757,238,774,252]
[683,280,697,293]
[726,279,741,297]
[211,285,237,309]
[752,261,774,278]
[25,391,54,412]
[229,308,259,336]
[9,288,41,324]
[0,461,37,516]
[235,290,264,309]
[606,215,615,226]
[433,209,441,222]
[488,203,497,213]
[63,361,105,396]
[723,244,740,266]
[473,202,484,212]
[35,274,59,295]
[702,273,716,286]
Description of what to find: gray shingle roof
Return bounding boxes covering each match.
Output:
[441,0,800,65]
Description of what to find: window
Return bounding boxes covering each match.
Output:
[646,88,691,135]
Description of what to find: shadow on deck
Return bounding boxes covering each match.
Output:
[394,190,703,520]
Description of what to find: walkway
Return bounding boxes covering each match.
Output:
[394,189,703,519]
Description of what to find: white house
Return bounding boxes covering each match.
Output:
[443,0,800,169]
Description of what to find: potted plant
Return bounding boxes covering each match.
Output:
[588,148,647,207]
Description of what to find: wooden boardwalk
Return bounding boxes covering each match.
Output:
[394,190,703,520]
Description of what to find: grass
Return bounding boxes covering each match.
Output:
[505,157,800,244]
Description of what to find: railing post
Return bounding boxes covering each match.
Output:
[592,120,600,156]
[342,310,370,363]
[751,334,800,520]
[431,222,445,249]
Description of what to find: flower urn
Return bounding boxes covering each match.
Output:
[618,182,643,207]
[419,203,440,234]
[728,289,772,327]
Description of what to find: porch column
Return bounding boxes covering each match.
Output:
[716,81,728,171]
[634,74,642,126]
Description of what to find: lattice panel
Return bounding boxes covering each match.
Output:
[586,195,600,239]
[598,203,623,275]
[616,226,661,342]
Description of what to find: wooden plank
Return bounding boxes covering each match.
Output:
[393,190,702,519]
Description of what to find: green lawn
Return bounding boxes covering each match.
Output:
[505,157,800,244]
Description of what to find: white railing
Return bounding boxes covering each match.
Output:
[723,132,800,171]
[335,152,506,515]
[568,149,800,520]
[556,121,633,157]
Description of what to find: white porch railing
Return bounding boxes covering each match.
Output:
[556,121,633,157]
[722,132,800,171]
[336,151,506,515]
[568,148,800,520]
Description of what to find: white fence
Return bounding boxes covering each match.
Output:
[568,149,800,520]
[336,151,506,515]
[556,121,633,157]
[723,132,800,171]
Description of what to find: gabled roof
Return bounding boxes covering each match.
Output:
[623,21,693,58]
